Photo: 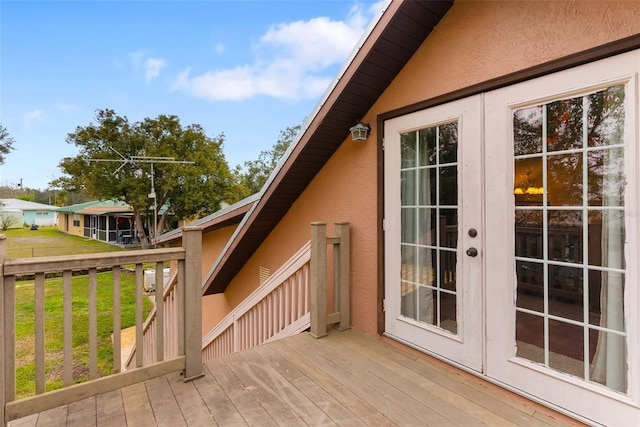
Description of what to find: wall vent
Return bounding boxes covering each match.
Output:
[259,266,271,285]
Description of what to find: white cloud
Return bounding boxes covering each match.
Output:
[173,3,377,102]
[129,51,167,83]
[144,57,167,83]
[21,110,46,130]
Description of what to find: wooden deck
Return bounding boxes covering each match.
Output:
[8,329,584,426]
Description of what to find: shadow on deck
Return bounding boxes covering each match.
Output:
[9,329,584,426]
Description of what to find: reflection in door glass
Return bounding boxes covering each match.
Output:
[400,122,458,335]
[513,85,627,393]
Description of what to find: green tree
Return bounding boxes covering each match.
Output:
[0,123,16,164]
[236,123,302,196]
[54,109,235,248]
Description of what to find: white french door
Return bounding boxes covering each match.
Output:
[485,51,640,425]
[384,95,484,372]
[385,50,640,426]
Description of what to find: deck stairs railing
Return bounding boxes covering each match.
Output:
[136,221,350,362]
[202,221,350,358]
[201,241,312,360]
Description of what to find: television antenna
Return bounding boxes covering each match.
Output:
[88,147,195,245]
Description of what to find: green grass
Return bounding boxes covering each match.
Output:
[3,226,124,258]
[5,226,154,399]
[15,272,152,398]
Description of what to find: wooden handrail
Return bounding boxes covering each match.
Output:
[3,247,185,275]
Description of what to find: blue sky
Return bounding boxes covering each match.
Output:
[0,0,384,190]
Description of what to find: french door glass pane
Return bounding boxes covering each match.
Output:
[513,84,627,393]
[400,121,458,334]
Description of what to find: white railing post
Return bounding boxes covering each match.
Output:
[182,226,203,381]
[310,222,327,338]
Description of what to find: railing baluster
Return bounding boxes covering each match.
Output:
[89,268,97,380]
[35,272,45,394]
[177,259,185,358]
[4,274,16,403]
[155,261,164,363]
[284,279,291,327]
[112,266,121,374]
[63,270,73,386]
[135,263,143,368]
[233,315,239,353]
[304,263,310,313]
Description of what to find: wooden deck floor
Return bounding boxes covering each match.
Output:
[9,329,584,426]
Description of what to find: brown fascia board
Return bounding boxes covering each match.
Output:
[203,0,453,295]
[155,194,259,245]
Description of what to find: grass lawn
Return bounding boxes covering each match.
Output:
[5,226,153,399]
[3,226,125,258]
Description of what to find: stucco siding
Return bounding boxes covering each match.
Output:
[205,1,640,337]
[374,0,640,114]
[200,225,238,332]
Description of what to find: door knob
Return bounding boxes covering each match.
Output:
[466,247,478,257]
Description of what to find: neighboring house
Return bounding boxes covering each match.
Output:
[159,2,640,425]
[0,198,58,228]
[55,200,135,243]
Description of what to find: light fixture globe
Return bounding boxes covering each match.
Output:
[349,122,371,141]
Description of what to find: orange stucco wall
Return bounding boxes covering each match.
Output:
[189,224,239,333]
[204,1,640,337]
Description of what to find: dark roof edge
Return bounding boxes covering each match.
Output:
[156,193,260,245]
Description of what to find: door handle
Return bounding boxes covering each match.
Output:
[466,247,478,257]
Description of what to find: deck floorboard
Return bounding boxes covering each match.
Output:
[8,329,585,426]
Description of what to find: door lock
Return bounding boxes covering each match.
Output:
[466,247,478,257]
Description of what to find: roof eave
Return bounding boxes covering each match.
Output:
[203,0,453,295]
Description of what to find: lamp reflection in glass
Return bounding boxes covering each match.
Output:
[514,186,544,195]
[349,122,371,141]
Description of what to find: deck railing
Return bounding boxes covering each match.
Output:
[0,226,203,425]
[201,221,350,360]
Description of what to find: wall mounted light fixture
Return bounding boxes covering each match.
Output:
[349,122,371,141]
